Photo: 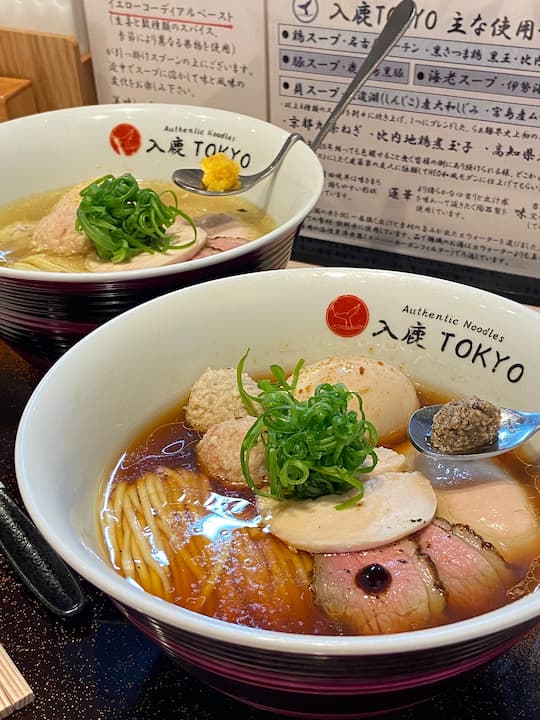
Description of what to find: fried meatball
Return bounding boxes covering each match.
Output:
[197,416,266,489]
[185,367,259,433]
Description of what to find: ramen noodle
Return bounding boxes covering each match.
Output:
[0,179,275,273]
[98,356,540,635]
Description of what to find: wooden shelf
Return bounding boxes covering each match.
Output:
[0,77,37,121]
[0,26,97,121]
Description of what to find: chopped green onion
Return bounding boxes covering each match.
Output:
[237,350,378,509]
[75,173,196,263]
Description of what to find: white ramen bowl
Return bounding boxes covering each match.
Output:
[15,268,540,718]
[0,104,323,367]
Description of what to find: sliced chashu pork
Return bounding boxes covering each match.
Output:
[416,518,514,616]
[196,212,257,241]
[314,516,516,635]
[192,236,247,259]
[191,213,255,259]
[314,538,446,634]
[418,455,540,566]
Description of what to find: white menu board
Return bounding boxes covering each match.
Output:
[83,0,540,281]
[267,0,540,280]
[83,0,267,118]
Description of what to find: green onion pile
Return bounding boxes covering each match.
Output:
[237,351,378,509]
[75,173,196,263]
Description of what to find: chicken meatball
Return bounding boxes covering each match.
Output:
[185,367,259,433]
[31,186,92,255]
[197,416,266,489]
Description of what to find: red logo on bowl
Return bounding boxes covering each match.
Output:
[109,123,142,156]
[326,295,369,337]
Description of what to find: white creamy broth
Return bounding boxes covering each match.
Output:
[0,180,275,272]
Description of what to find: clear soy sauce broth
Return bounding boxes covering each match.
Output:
[98,385,540,635]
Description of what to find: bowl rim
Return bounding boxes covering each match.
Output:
[15,267,540,656]
[0,103,324,283]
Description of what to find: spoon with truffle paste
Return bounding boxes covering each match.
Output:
[408,397,540,461]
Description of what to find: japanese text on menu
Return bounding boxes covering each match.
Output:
[267,0,540,278]
[83,0,267,117]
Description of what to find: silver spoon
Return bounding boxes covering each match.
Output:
[173,132,305,197]
[408,404,540,461]
[172,0,417,196]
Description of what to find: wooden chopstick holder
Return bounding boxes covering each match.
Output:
[0,645,34,718]
[0,684,13,720]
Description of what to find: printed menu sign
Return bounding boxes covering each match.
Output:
[84,1,540,281]
[267,0,540,280]
[83,0,267,118]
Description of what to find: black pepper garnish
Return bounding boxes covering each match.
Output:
[355,563,392,594]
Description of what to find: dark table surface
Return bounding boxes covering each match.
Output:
[1,338,539,720]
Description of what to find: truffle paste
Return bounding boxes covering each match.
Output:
[430,396,501,453]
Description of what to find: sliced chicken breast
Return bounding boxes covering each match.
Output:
[418,455,540,565]
[85,226,207,272]
[257,468,437,553]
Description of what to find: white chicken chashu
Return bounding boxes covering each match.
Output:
[257,466,437,553]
